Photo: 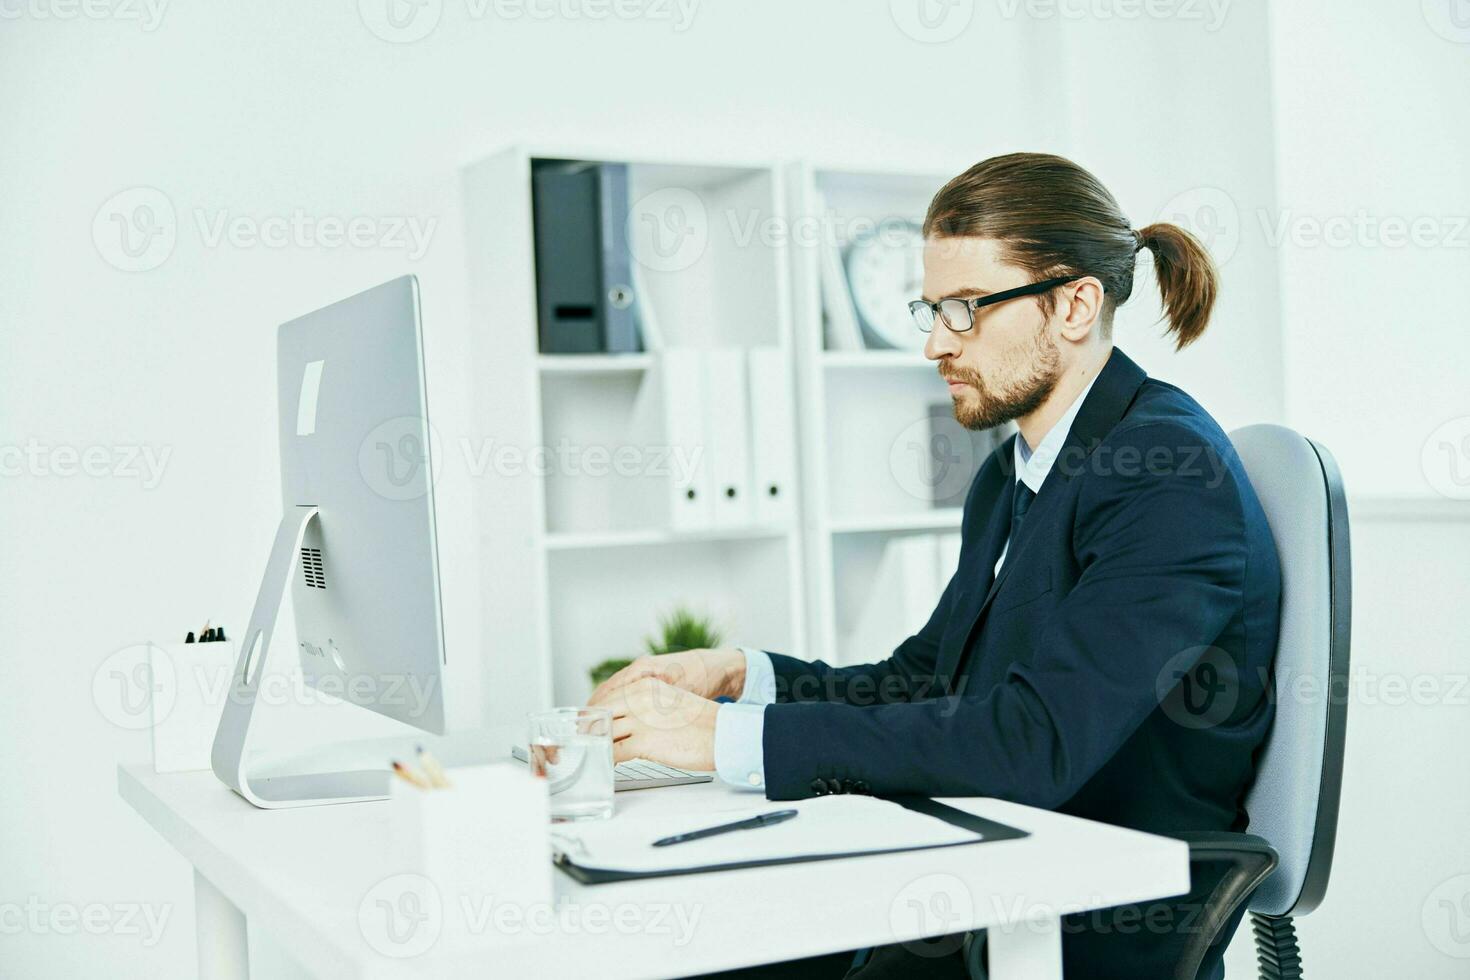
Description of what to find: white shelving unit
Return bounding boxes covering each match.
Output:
[536,353,653,375]
[460,147,806,718]
[786,164,991,666]
[456,149,1006,720]
[827,509,964,535]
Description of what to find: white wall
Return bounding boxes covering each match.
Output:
[1269,0,1470,499]
[4,2,1459,978]
[1221,509,1470,978]
[1225,3,1470,974]
[1050,8,1286,432]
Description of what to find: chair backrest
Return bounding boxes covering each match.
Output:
[1229,424,1352,918]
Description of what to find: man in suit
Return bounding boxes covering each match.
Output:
[590,153,1281,979]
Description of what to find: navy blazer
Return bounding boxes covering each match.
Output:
[761,349,1281,976]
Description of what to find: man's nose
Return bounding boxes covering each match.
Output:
[924,322,961,361]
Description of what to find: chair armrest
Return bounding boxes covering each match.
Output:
[963,833,1279,980]
[1166,831,1279,980]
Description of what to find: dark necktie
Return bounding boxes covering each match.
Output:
[1011,481,1036,540]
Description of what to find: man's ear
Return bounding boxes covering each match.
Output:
[1058,276,1105,342]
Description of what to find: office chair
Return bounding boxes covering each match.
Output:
[1175,424,1352,980]
[961,425,1351,980]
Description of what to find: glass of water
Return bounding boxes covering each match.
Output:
[527,706,614,822]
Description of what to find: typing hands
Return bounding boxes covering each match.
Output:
[587,648,746,771]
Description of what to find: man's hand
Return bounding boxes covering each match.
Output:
[600,676,719,772]
[588,647,745,707]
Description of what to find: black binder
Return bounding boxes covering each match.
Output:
[530,159,640,355]
[553,796,1029,885]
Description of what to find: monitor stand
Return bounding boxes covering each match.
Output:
[210,506,392,808]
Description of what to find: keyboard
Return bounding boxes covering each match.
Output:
[614,758,711,789]
[509,745,713,791]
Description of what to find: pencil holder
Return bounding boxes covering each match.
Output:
[390,762,553,908]
[148,640,235,773]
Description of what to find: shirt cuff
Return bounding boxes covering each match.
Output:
[736,646,777,705]
[714,703,767,791]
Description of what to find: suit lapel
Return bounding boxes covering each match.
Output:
[931,440,1015,686]
[937,349,1150,690]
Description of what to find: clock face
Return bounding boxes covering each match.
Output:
[845,221,926,350]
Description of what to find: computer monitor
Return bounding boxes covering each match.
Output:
[212,275,450,808]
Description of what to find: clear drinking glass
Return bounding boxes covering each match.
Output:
[527,706,615,822]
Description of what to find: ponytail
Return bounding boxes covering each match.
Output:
[926,153,1222,351]
[1134,222,1217,351]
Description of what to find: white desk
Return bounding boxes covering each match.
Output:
[119,764,1189,979]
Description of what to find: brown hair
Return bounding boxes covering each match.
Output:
[923,152,1217,350]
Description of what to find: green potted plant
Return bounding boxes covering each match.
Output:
[587,605,724,688]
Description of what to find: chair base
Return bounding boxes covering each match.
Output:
[1251,912,1302,980]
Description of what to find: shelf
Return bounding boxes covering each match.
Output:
[544,528,800,704]
[543,524,794,551]
[822,350,933,370]
[538,354,653,374]
[827,509,963,535]
[465,150,978,689]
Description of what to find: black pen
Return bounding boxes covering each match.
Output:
[653,809,799,847]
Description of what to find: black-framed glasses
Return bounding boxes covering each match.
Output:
[908,275,1083,334]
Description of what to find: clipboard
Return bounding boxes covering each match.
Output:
[553,795,1029,885]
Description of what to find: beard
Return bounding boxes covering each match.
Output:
[942,324,1062,431]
